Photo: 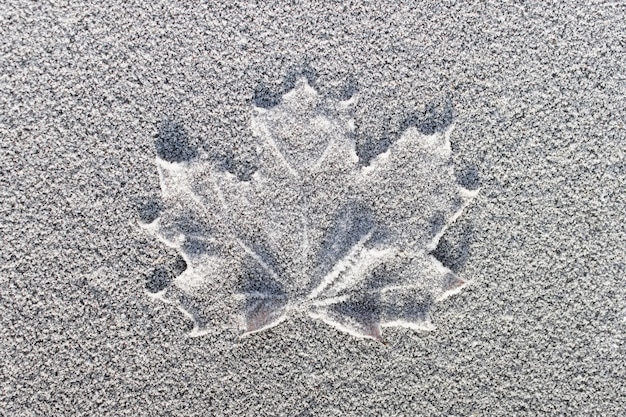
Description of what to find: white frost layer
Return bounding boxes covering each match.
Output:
[144,78,477,340]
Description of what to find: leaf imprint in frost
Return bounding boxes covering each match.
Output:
[141,79,478,341]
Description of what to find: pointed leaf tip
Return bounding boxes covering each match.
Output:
[242,296,287,336]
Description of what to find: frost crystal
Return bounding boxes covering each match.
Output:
[142,79,477,340]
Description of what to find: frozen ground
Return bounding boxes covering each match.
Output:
[1,1,625,415]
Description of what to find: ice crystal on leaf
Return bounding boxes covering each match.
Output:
[142,79,477,341]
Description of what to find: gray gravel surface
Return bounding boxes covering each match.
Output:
[1,1,625,416]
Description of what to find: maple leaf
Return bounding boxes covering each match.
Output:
[142,79,477,341]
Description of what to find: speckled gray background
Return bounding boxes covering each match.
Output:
[1,1,625,415]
